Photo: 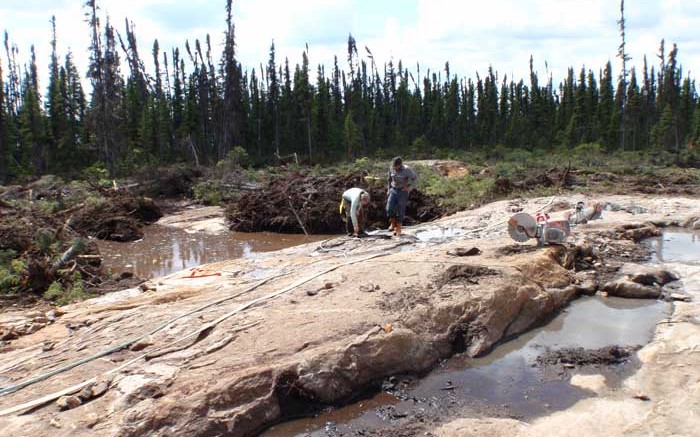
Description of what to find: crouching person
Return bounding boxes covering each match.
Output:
[340,188,370,237]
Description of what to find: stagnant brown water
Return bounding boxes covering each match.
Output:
[96,224,329,279]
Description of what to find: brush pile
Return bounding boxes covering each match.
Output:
[225,171,443,234]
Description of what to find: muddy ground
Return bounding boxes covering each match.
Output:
[0,193,697,437]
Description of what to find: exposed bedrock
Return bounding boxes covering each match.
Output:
[112,249,586,437]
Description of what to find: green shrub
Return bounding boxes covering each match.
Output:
[81,164,111,187]
[214,147,251,177]
[35,228,56,253]
[409,135,432,158]
[504,149,534,163]
[0,249,17,266]
[43,281,64,300]
[0,255,24,294]
[572,142,605,166]
[44,279,88,305]
[36,199,63,214]
[0,266,22,294]
[494,162,520,178]
[193,181,223,205]
[49,272,89,305]
[63,281,87,304]
[84,194,109,210]
[10,258,26,273]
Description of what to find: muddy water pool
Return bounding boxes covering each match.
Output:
[262,230,698,437]
[96,224,329,279]
[647,228,700,264]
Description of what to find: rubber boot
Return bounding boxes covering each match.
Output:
[394,223,402,237]
[388,218,397,232]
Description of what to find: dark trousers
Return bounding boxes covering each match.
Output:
[386,187,408,223]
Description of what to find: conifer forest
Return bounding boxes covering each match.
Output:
[1,0,699,183]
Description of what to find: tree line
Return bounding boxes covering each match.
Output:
[1,0,699,182]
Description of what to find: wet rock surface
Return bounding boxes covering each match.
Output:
[602,263,680,299]
[0,194,698,437]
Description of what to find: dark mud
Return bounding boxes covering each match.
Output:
[262,295,669,437]
[536,345,637,367]
[496,244,541,256]
[437,265,499,288]
[225,171,443,234]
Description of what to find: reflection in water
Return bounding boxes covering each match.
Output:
[647,229,700,264]
[263,295,669,436]
[96,224,329,279]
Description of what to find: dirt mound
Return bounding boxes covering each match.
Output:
[491,167,577,196]
[225,171,443,234]
[71,193,162,242]
[633,172,700,196]
[496,244,540,256]
[536,345,637,367]
[133,165,205,198]
[437,265,499,288]
[0,183,158,300]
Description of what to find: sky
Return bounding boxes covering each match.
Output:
[1,0,699,93]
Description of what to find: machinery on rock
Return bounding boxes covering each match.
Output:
[508,212,571,245]
[507,201,605,245]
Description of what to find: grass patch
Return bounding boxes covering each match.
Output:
[416,165,495,210]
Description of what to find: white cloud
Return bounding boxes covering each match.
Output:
[1,0,699,95]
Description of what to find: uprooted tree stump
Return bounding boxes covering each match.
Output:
[225,171,444,234]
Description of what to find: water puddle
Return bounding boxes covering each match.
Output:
[647,228,700,264]
[263,296,668,436]
[96,224,328,279]
[263,229,700,437]
[414,227,467,242]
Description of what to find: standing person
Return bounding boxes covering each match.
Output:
[340,187,371,237]
[386,156,417,237]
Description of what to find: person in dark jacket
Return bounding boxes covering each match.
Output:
[386,156,417,236]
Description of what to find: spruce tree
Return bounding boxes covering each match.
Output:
[219,0,243,161]
[0,56,5,182]
[599,62,615,149]
[624,68,641,150]
[266,42,280,157]
[18,46,46,174]
[63,52,86,161]
[46,16,68,172]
